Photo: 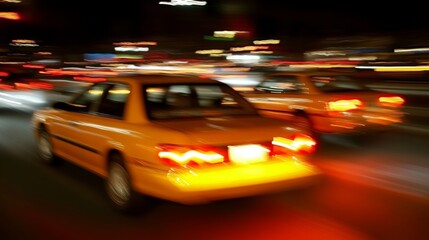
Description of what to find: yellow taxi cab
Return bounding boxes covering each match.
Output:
[239,70,405,139]
[31,74,321,213]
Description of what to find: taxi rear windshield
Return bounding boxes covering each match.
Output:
[310,75,367,92]
[144,83,258,120]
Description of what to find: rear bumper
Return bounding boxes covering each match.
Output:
[129,159,322,204]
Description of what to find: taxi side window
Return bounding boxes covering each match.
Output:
[165,85,194,108]
[71,84,110,113]
[255,76,303,93]
[194,85,229,107]
[97,83,130,118]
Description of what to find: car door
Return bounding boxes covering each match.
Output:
[64,82,130,175]
[54,83,110,171]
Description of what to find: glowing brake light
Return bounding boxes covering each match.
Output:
[158,144,225,167]
[378,96,405,107]
[327,99,362,112]
[228,144,270,164]
[272,134,317,154]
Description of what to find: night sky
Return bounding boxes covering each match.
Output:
[4,0,429,50]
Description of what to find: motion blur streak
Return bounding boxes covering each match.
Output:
[0,12,20,20]
[159,0,207,6]
[0,91,47,110]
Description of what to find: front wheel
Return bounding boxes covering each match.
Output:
[37,128,59,165]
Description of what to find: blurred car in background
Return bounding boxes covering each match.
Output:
[32,74,321,213]
[238,70,405,140]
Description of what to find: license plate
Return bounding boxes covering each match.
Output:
[228,144,270,164]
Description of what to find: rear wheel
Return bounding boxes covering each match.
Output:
[106,153,145,213]
[292,113,319,138]
[292,114,312,132]
[291,113,321,153]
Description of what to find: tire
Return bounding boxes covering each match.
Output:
[291,113,322,154]
[292,113,320,139]
[105,153,144,214]
[292,114,312,132]
[37,128,60,165]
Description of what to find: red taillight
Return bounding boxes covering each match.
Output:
[157,144,226,167]
[272,134,317,155]
[0,84,14,90]
[0,72,9,77]
[378,96,405,107]
[327,99,362,112]
[29,82,54,90]
[158,136,317,167]
[14,82,33,90]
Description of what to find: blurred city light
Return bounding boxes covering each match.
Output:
[231,46,269,52]
[159,0,207,6]
[10,39,38,47]
[227,55,261,64]
[253,39,281,45]
[0,12,20,20]
[114,46,149,52]
[394,47,429,53]
[113,41,157,46]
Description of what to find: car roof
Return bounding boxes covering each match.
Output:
[104,74,220,85]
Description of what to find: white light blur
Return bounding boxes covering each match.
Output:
[0,97,22,105]
[348,56,378,61]
[213,30,248,38]
[114,46,149,52]
[116,64,214,74]
[227,55,260,60]
[228,144,269,164]
[214,75,260,86]
[355,65,429,71]
[227,55,261,64]
[355,66,377,70]
[159,0,207,6]
[118,65,177,71]
[0,92,46,104]
[79,122,132,135]
[10,43,39,47]
[394,47,429,53]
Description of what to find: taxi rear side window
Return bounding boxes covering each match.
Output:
[255,76,303,93]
